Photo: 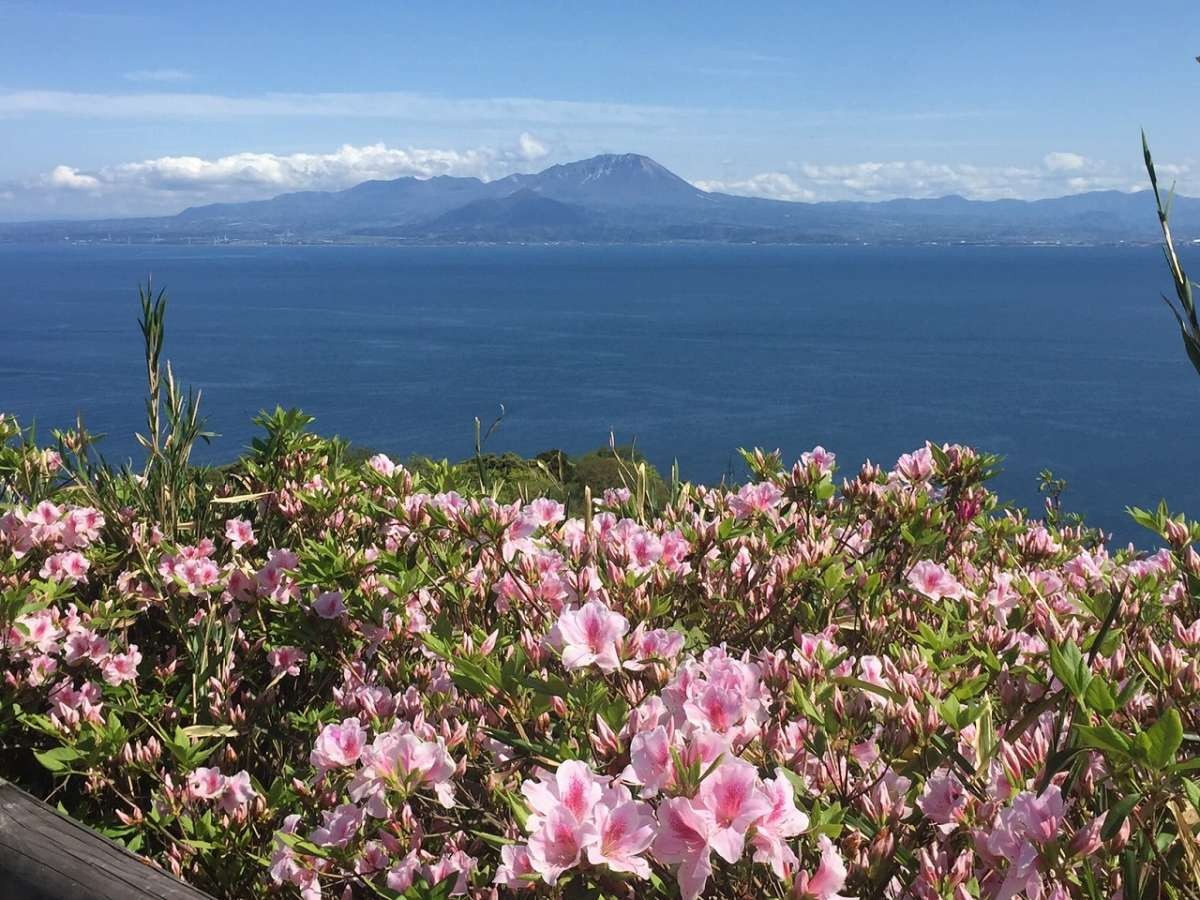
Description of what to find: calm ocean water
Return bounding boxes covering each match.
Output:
[1,242,1196,542]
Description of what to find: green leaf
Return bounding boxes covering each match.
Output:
[837,676,903,704]
[1139,708,1183,769]
[1182,778,1200,815]
[1048,640,1089,699]
[1083,678,1117,716]
[34,745,82,773]
[1101,793,1140,841]
[179,724,239,739]
[1074,722,1133,758]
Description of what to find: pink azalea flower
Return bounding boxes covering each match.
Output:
[793,836,851,899]
[695,758,773,864]
[367,453,397,476]
[19,611,62,652]
[61,507,104,548]
[586,786,657,878]
[349,729,457,812]
[312,590,347,619]
[552,600,629,673]
[625,625,686,671]
[493,844,535,890]
[40,550,90,585]
[751,768,810,877]
[27,654,58,687]
[907,559,964,600]
[310,717,367,770]
[268,646,307,677]
[63,629,109,665]
[526,806,597,883]
[1010,785,1064,845]
[224,517,256,550]
[626,529,663,573]
[101,644,142,686]
[187,766,227,801]
[652,797,714,900]
[683,682,746,733]
[801,445,837,474]
[421,851,476,896]
[918,770,968,832]
[660,529,692,573]
[522,760,604,826]
[625,725,675,796]
[525,497,565,527]
[219,770,258,814]
[895,446,934,482]
[309,802,363,848]
[729,481,783,518]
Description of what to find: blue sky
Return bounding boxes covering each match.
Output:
[2,1,1198,219]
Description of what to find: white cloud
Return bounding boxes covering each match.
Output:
[14,135,557,217]
[48,164,101,189]
[518,131,548,160]
[123,69,193,83]
[0,88,694,129]
[1043,151,1089,172]
[694,172,815,202]
[697,153,1172,202]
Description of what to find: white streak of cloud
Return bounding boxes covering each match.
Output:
[123,69,193,83]
[697,153,1178,202]
[0,88,693,128]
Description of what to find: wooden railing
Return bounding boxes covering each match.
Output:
[0,780,214,899]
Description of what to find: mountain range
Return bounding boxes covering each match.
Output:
[3,153,1193,245]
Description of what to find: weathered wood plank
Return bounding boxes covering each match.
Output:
[0,780,214,899]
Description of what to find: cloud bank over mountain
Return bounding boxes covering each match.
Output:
[2,136,1194,221]
[694,153,1169,204]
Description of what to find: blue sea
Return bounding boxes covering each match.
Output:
[1,242,1197,543]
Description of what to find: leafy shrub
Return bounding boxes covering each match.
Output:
[0,293,1198,898]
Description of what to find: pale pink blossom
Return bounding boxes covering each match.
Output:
[801,445,837,474]
[268,646,306,677]
[586,786,657,878]
[224,517,256,550]
[918,770,968,832]
[18,611,61,653]
[751,769,809,877]
[526,806,595,883]
[368,453,397,476]
[552,600,628,673]
[187,766,227,801]
[793,836,851,899]
[895,446,934,482]
[652,797,714,900]
[695,758,773,864]
[312,590,346,619]
[493,844,535,890]
[525,497,565,527]
[311,718,367,770]
[219,770,258,814]
[625,725,675,796]
[40,551,90,585]
[101,645,142,686]
[907,559,964,600]
[522,760,604,827]
[349,729,456,812]
[730,481,783,518]
[63,629,108,665]
[309,803,363,848]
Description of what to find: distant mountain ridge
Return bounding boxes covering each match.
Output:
[3,152,1194,245]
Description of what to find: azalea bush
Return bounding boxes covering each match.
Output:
[2,292,1200,899]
